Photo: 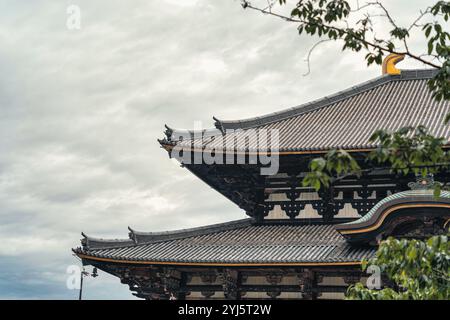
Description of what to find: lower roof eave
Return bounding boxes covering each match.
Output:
[76,253,364,268]
[336,202,450,236]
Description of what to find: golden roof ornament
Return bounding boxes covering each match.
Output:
[382,53,405,75]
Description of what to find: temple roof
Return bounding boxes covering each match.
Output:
[74,220,375,266]
[335,189,450,241]
[342,190,450,226]
[161,69,450,153]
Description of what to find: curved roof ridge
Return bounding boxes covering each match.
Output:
[344,189,450,226]
[159,124,223,145]
[129,218,253,244]
[75,223,377,264]
[334,189,450,242]
[215,69,439,130]
[80,232,134,250]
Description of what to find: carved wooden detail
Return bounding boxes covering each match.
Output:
[201,291,215,298]
[265,273,283,285]
[280,202,306,219]
[220,269,239,300]
[266,289,281,299]
[297,269,315,300]
[200,272,218,284]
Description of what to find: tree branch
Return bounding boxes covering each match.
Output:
[303,39,335,76]
[242,2,442,69]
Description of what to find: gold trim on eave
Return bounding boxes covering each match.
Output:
[339,203,450,235]
[161,143,450,156]
[75,253,362,267]
[161,143,376,156]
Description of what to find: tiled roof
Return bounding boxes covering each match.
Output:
[74,220,375,264]
[334,190,450,238]
[344,190,450,226]
[167,69,450,153]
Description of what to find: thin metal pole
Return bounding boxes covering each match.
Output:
[79,270,84,300]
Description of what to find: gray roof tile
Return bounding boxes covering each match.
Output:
[170,69,449,152]
[75,220,375,264]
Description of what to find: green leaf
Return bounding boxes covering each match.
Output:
[428,40,434,54]
[433,184,441,198]
[445,113,450,125]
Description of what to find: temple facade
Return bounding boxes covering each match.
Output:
[73,57,450,300]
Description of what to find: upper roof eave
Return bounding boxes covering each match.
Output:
[214,69,439,130]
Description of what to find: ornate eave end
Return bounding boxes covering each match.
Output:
[159,124,176,144]
[80,232,89,249]
[157,138,173,148]
[164,124,174,139]
[335,175,450,245]
[158,124,178,153]
[382,53,405,75]
[213,116,225,133]
[128,226,138,244]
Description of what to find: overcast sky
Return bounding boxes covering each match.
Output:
[0,0,438,299]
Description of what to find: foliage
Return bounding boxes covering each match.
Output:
[302,126,450,194]
[425,1,450,101]
[241,0,450,300]
[303,149,361,190]
[368,126,447,176]
[347,235,450,300]
[241,1,450,192]
[369,126,449,196]
[242,0,450,101]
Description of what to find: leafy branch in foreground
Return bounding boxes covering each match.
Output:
[241,0,450,101]
[346,235,450,300]
[369,126,448,176]
[302,126,450,194]
[241,1,449,192]
[302,149,361,190]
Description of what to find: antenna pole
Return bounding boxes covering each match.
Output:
[79,268,84,300]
